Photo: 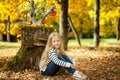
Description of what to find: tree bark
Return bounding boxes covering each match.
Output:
[68,16,81,46]
[3,26,53,72]
[117,18,120,40]
[0,32,3,41]
[59,0,69,50]
[7,15,10,42]
[94,0,100,48]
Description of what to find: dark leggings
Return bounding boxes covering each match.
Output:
[41,54,76,76]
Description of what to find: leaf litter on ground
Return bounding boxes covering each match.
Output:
[0,46,120,80]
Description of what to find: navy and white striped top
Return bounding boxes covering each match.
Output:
[40,49,71,71]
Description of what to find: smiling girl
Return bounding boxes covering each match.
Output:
[39,32,87,80]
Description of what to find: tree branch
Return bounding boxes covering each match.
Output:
[9,1,55,26]
[68,15,81,46]
[29,0,56,26]
[36,4,56,26]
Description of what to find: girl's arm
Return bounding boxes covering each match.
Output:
[49,51,71,67]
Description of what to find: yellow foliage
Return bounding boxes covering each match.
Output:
[0,24,6,34]
[46,15,57,26]
[86,0,94,7]
[88,10,94,18]
[100,25,105,36]
[100,18,105,25]
[0,0,120,38]
[10,23,19,35]
[69,0,84,13]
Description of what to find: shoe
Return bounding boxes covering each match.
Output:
[44,78,49,80]
[73,70,87,80]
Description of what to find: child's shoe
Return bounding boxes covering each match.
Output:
[73,70,87,80]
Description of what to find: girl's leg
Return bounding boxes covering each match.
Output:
[58,55,76,74]
[41,61,60,76]
[59,55,87,80]
[62,54,74,64]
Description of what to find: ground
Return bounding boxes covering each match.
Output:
[0,46,120,80]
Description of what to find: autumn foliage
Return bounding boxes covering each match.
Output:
[42,19,47,24]
[0,0,120,38]
[50,11,56,16]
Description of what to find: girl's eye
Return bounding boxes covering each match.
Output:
[53,41,55,42]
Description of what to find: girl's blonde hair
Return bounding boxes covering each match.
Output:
[39,32,64,70]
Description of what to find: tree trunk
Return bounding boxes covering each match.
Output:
[59,0,69,50]
[7,15,10,42]
[3,26,53,72]
[0,32,3,41]
[117,18,120,40]
[68,16,81,46]
[94,0,100,48]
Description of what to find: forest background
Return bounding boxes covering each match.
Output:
[0,0,119,39]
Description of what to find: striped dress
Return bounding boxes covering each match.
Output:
[40,49,71,72]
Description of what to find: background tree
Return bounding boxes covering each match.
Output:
[58,0,81,50]
[94,0,100,48]
[59,0,69,50]
[1,0,120,41]
[7,16,10,42]
[68,16,81,46]
[98,0,120,39]
[117,18,120,40]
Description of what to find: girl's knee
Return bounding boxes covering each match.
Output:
[58,56,66,61]
[62,54,73,64]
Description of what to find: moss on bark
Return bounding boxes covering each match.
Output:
[3,26,54,72]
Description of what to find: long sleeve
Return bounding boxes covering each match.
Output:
[49,49,71,67]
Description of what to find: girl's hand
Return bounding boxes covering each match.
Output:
[70,64,76,68]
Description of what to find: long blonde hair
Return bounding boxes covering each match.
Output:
[39,32,64,69]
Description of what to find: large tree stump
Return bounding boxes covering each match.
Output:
[3,26,54,72]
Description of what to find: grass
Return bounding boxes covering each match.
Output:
[0,42,20,56]
[0,42,21,48]
[68,38,119,47]
[0,38,119,48]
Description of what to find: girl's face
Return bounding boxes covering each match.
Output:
[51,36,61,49]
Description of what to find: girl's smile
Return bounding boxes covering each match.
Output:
[52,36,61,49]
